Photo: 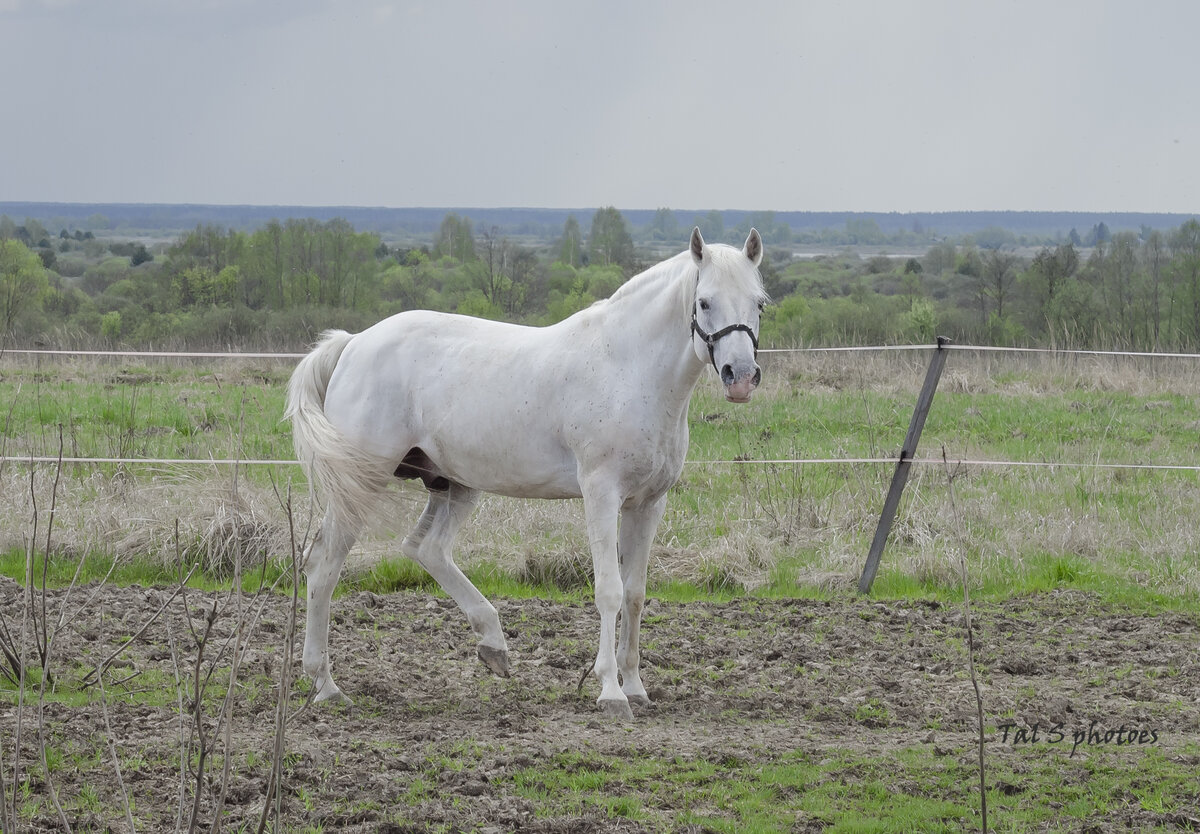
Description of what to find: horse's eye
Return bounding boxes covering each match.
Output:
[699,299,710,311]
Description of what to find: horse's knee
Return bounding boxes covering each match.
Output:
[595,574,623,614]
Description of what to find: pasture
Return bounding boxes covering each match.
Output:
[2,348,1200,832]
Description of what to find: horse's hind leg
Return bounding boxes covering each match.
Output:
[402,483,510,676]
[616,496,667,707]
[303,509,359,703]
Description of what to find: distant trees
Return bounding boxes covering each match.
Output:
[646,208,680,242]
[1026,243,1079,306]
[974,226,1016,250]
[845,217,884,245]
[7,207,1200,354]
[1170,219,1200,344]
[700,210,724,240]
[163,219,382,311]
[109,241,153,266]
[557,216,583,268]
[588,207,635,269]
[0,239,49,340]
[478,226,539,316]
[995,220,1200,350]
[923,242,957,276]
[433,214,476,262]
[982,250,1018,320]
[1085,222,1112,247]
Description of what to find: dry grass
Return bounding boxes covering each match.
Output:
[0,467,303,579]
[4,349,1200,600]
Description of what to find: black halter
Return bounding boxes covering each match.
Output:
[690,312,759,373]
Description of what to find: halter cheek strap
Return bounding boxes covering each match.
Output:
[691,313,759,372]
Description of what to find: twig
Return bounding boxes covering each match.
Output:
[80,564,198,688]
[97,669,137,833]
[0,718,9,834]
[941,445,988,833]
[52,552,123,650]
[269,473,318,730]
[186,597,218,833]
[207,621,242,834]
[38,426,65,683]
[9,465,35,834]
[0,601,22,686]
[168,629,187,834]
[209,429,247,834]
[0,380,20,483]
[258,490,302,834]
[30,452,72,832]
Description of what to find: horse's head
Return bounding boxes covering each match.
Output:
[690,227,767,403]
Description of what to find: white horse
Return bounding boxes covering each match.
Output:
[286,227,766,719]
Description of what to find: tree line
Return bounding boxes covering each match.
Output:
[760,220,1200,351]
[2,207,1200,353]
[0,209,639,350]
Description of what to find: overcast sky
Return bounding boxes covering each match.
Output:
[1,0,1196,213]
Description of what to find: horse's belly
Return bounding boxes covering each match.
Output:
[433,447,583,499]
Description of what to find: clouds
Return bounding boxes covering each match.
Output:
[0,0,1196,212]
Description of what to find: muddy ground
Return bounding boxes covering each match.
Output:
[2,580,1198,832]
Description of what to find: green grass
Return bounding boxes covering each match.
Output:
[500,742,1200,832]
[0,547,293,594]
[0,360,294,473]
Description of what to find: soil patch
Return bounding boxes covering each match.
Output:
[2,582,1197,831]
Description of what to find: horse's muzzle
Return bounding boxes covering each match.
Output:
[721,364,761,403]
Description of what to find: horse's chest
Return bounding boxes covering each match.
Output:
[615,424,688,502]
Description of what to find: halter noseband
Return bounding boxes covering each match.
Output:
[690,312,759,372]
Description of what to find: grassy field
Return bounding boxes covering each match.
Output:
[3,347,1200,608]
[3,347,1200,832]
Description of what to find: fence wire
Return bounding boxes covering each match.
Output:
[9,343,1200,360]
[4,342,1200,472]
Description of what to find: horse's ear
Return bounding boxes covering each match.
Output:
[690,226,705,265]
[743,228,763,267]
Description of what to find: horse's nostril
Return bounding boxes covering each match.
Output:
[720,364,735,385]
[752,367,762,386]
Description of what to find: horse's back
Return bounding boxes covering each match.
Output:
[320,310,589,497]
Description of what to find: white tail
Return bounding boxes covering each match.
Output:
[285,329,394,530]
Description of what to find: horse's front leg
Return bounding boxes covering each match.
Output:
[581,479,630,719]
[617,495,667,707]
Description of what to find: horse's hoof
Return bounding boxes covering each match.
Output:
[626,693,652,708]
[597,698,635,721]
[477,645,511,678]
[313,684,353,706]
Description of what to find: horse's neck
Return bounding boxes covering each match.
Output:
[604,256,706,400]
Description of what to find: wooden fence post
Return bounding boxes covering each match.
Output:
[857,336,952,594]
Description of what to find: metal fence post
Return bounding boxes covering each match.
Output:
[857,336,952,594]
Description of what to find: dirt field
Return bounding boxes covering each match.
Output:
[2,580,1198,832]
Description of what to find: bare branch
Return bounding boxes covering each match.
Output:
[942,445,988,834]
[80,563,198,688]
[97,669,137,833]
